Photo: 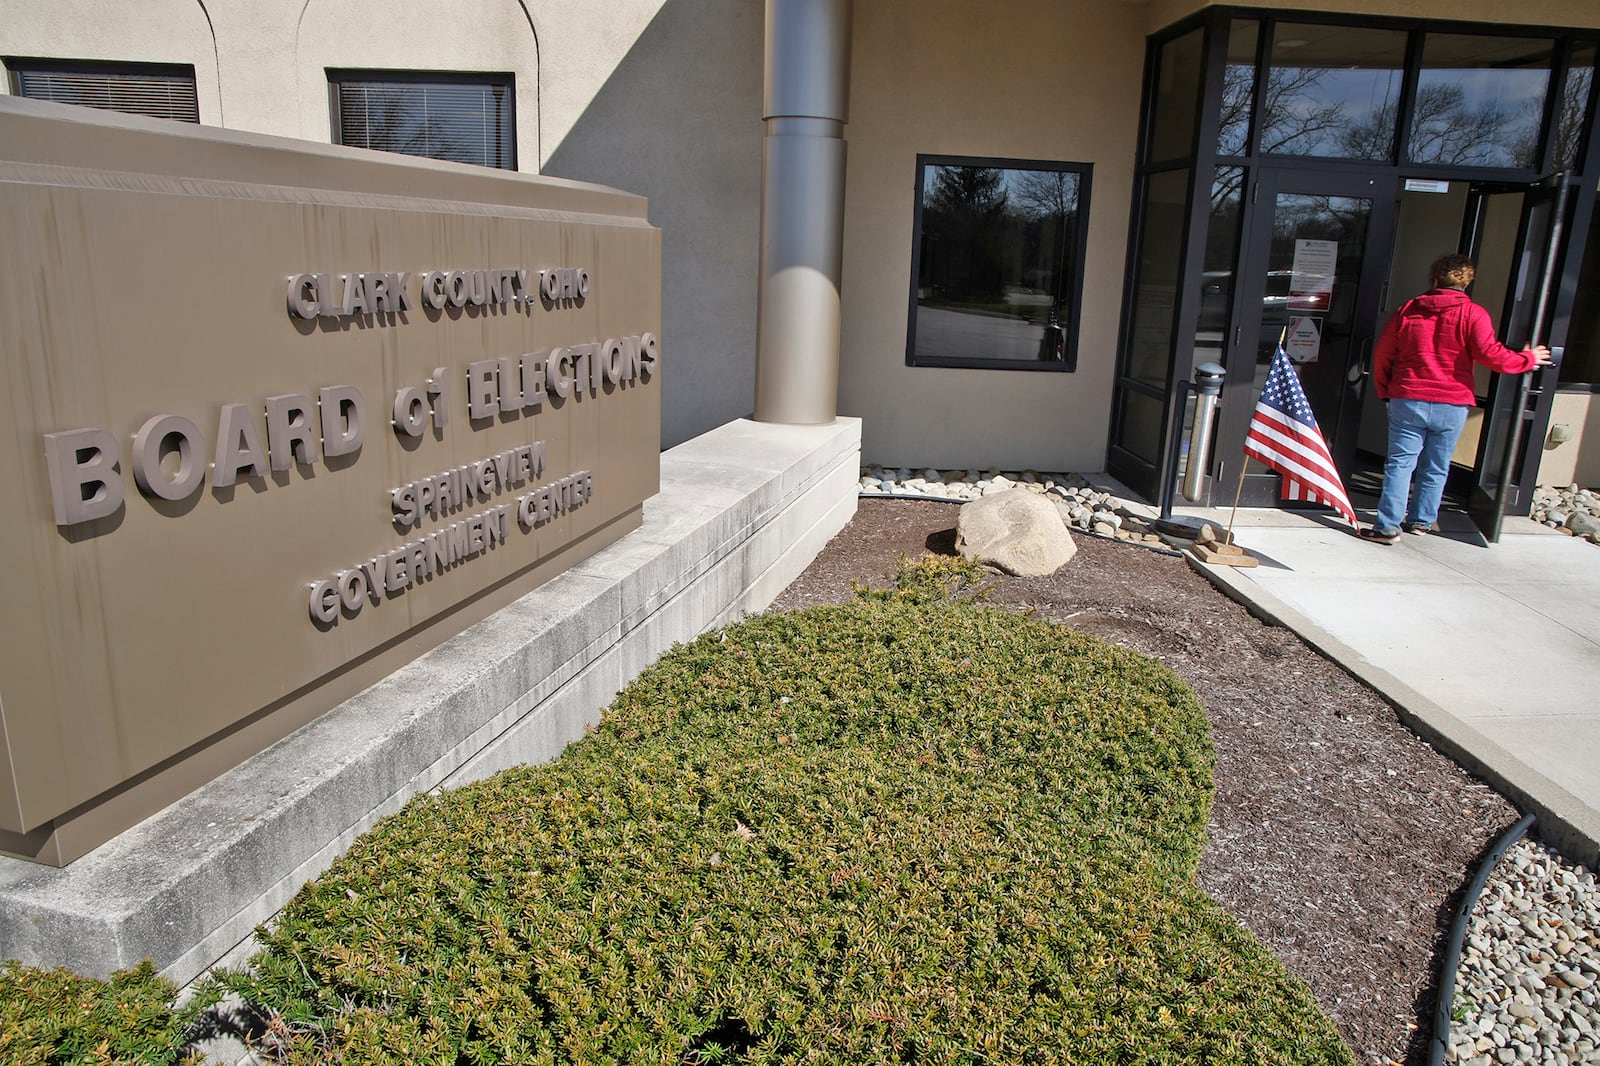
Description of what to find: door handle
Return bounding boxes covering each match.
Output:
[1348,337,1372,383]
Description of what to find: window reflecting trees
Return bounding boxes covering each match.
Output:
[1409,35,1552,167]
[1259,26,1407,161]
[908,158,1091,369]
[1221,23,1560,170]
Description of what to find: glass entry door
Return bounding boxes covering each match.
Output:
[1464,178,1572,541]
[1216,170,1396,507]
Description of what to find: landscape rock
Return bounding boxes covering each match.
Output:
[1530,485,1600,550]
[955,488,1077,576]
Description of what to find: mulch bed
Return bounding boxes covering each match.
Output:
[766,498,1521,1066]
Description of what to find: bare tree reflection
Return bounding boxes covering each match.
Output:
[1013,170,1081,318]
[1512,65,1591,169]
[1224,61,1557,170]
[1404,83,1527,166]
[1013,169,1078,222]
[1257,67,1356,157]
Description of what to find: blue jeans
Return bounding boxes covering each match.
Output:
[1376,398,1469,532]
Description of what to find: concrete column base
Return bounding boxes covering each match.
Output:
[0,417,861,986]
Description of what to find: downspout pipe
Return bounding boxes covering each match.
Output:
[754,0,853,425]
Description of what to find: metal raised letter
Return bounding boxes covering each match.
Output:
[212,403,269,487]
[132,414,205,501]
[320,385,365,458]
[43,428,125,525]
[266,394,318,472]
[426,368,450,432]
[285,274,319,318]
[466,360,500,419]
[392,388,429,437]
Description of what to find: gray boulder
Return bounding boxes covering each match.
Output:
[955,488,1077,576]
[1568,510,1600,539]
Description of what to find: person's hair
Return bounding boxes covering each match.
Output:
[1429,253,1476,290]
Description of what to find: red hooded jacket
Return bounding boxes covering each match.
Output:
[1373,287,1538,405]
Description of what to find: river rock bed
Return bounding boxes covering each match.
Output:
[865,466,1600,550]
[1448,837,1600,1065]
[858,465,1169,544]
[1530,486,1600,546]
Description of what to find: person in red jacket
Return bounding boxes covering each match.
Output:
[1363,253,1552,543]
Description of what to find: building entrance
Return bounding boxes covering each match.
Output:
[1209,170,1571,539]
[1107,7,1600,535]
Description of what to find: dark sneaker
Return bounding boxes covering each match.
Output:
[1360,526,1401,544]
[1401,521,1432,535]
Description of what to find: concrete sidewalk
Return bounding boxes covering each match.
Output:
[1172,506,1600,867]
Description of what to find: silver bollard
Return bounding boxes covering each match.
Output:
[1182,362,1226,502]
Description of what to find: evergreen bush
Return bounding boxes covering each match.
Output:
[207,559,1353,1064]
[0,959,206,1065]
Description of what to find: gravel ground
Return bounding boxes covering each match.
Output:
[768,497,1530,1065]
[1450,836,1600,1065]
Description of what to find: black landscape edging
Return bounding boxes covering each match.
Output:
[1428,812,1536,1066]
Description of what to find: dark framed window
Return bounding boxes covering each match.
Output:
[329,70,515,170]
[906,155,1092,372]
[6,58,199,122]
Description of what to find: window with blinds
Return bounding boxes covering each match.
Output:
[7,59,200,122]
[330,72,515,170]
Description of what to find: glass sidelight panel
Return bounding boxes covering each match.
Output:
[1217,20,1260,158]
[1260,24,1407,161]
[1557,44,1596,172]
[1149,29,1205,162]
[1561,175,1600,387]
[1409,35,1554,168]
[1195,167,1246,374]
[1124,170,1191,387]
[1116,388,1167,466]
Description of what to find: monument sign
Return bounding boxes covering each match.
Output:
[0,100,662,864]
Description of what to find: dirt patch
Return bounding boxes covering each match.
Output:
[768,498,1520,1066]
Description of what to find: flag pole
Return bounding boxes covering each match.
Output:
[1225,458,1246,543]
[1228,326,1288,544]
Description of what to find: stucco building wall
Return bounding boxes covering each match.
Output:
[838,0,1146,471]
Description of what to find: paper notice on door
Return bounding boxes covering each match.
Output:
[1284,316,1322,364]
[1289,239,1337,312]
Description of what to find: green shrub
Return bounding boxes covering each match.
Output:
[0,959,206,1065]
[216,571,1353,1065]
[851,551,993,605]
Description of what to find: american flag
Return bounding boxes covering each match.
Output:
[1243,345,1357,526]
